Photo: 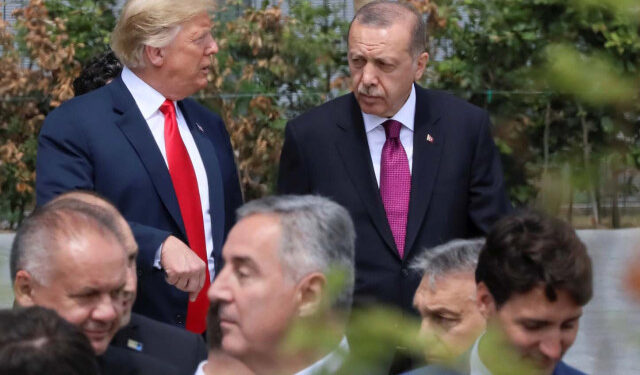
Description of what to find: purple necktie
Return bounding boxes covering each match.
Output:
[380,119,410,258]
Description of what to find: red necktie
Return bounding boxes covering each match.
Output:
[380,119,410,258]
[160,99,210,333]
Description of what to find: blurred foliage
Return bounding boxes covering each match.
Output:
[43,0,116,63]
[0,0,79,228]
[202,0,351,200]
[426,0,640,227]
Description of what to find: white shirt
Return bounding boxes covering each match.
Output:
[363,85,416,186]
[293,336,349,375]
[193,360,207,375]
[121,67,215,281]
[469,335,493,375]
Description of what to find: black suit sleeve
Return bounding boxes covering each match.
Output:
[277,121,312,194]
[467,111,512,235]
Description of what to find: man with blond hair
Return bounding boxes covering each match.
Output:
[36,0,243,333]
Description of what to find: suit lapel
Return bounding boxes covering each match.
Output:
[179,100,225,258]
[335,95,398,256]
[109,77,186,237]
[404,86,443,258]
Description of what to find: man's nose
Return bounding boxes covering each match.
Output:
[539,333,562,361]
[361,62,378,87]
[207,268,231,303]
[92,294,119,323]
[205,34,219,55]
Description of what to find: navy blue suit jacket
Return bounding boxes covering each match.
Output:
[278,85,511,312]
[36,76,243,327]
[111,313,207,375]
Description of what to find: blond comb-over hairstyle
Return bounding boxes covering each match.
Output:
[111,0,215,69]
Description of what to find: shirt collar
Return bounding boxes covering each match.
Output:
[362,84,416,133]
[293,336,349,375]
[470,334,494,375]
[121,66,169,120]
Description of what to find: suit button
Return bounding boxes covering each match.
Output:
[175,314,184,325]
[401,268,409,278]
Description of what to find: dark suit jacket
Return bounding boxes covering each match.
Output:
[278,84,511,312]
[111,313,207,375]
[36,76,243,327]
[99,346,178,375]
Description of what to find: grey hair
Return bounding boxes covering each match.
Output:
[10,201,123,285]
[410,238,484,289]
[350,0,427,57]
[236,195,356,313]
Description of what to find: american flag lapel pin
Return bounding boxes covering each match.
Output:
[426,134,434,143]
[196,122,204,133]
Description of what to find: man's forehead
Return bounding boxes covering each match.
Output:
[418,275,477,304]
[499,287,583,319]
[223,214,281,259]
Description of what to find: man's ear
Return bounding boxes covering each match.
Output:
[476,282,496,320]
[144,45,165,68]
[413,52,429,81]
[296,272,326,317]
[13,270,37,307]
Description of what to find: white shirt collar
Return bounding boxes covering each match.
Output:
[120,66,168,120]
[193,360,207,375]
[362,84,416,133]
[470,334,494,375]
[293,336,349,375]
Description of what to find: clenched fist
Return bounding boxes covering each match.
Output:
[161,236,206,301]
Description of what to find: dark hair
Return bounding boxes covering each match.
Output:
[350,0,427,57]
[0,306,99,375]
[476,210,593,308]
[206,303,222,350]
[73,49,123,96]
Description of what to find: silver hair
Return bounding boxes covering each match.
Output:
[10,202,123,285]
[236,195,356,313]
[410,238,484,289]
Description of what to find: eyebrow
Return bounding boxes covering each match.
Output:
[420,305,461,316]
[231,255,259,270]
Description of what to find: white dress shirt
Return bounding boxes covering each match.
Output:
[293,336,349,375]
[470,334,494,375]
[121,67,215,281]
[193,360,206,375]
[363,84,416,186]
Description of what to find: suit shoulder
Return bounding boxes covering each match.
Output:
[181,97,224,124]
[419,87,487,117]
[133,313,204,344]
[554,361,586,375]
[289,93,354,129]
[43,85,113,126]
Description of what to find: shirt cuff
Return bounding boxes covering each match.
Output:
[153,243,163,269]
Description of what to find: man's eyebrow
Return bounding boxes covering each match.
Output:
[69,287,97,296]
[231,255,259,269]
[421,305,461,316]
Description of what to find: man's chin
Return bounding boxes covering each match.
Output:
[90,338,111,356]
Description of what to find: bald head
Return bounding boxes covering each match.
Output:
[48,191,137,255]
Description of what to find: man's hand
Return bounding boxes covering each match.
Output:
[160,236,206,302]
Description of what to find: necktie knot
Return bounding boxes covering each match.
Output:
[383,119,402,139]
[159,99,175,117]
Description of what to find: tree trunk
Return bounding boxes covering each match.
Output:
[578,104,599,227]
[543,101,551,175]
